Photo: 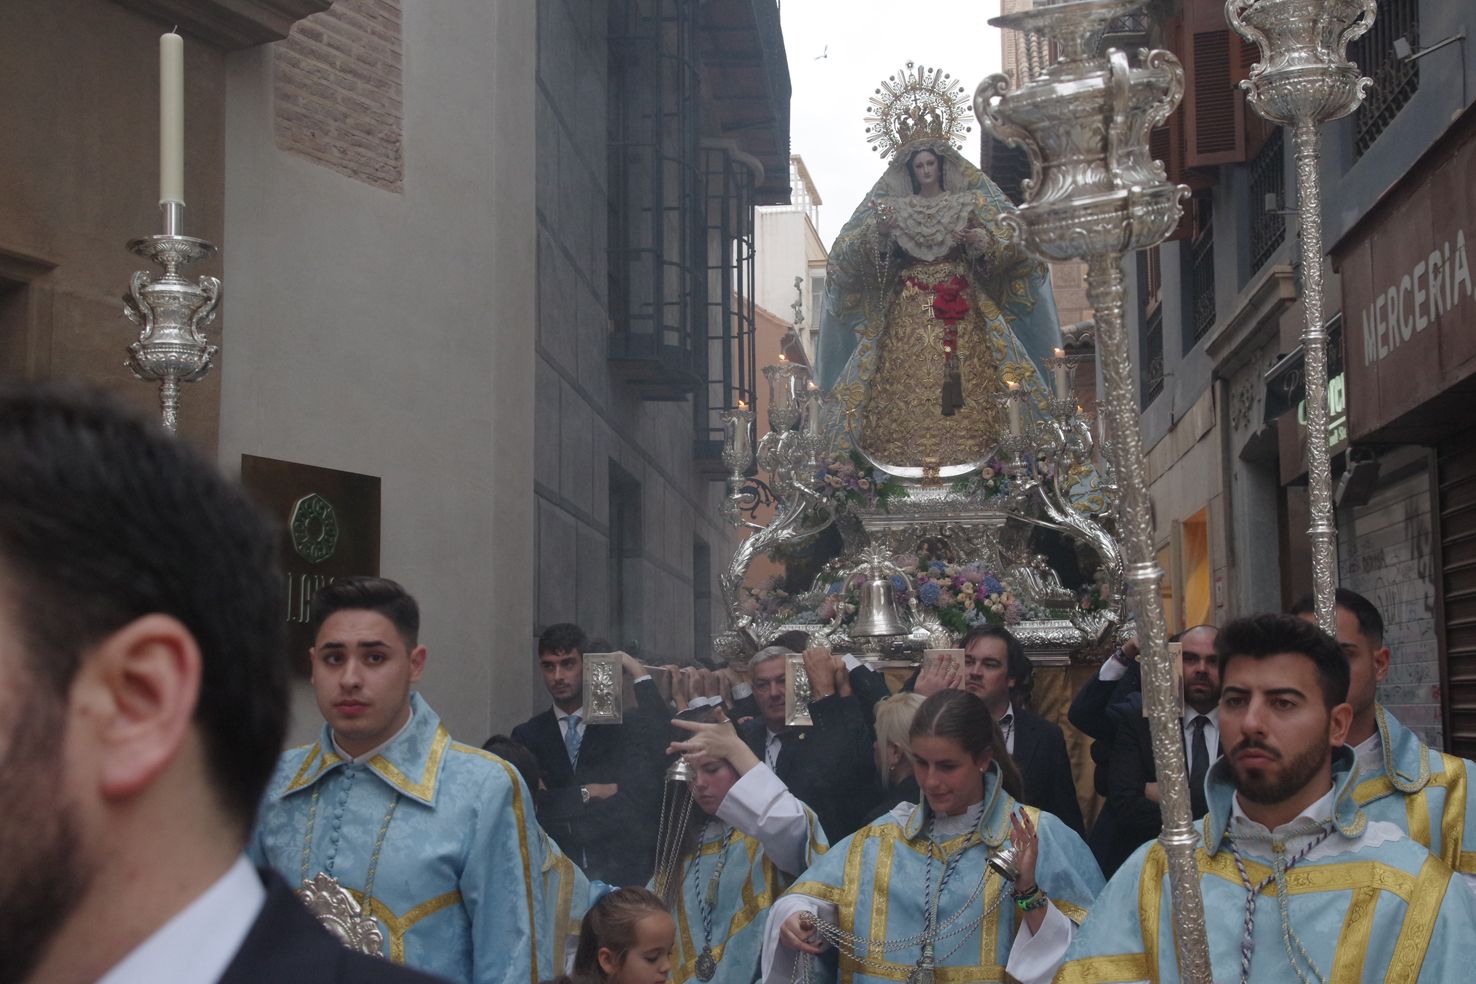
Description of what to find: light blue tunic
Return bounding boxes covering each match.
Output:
[1057,748,1476,983]
[780,766,1102,984]
[1354,704,1476,884]
[249,693,567,984]
[667,806,826,984]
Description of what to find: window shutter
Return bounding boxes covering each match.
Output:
[1186,27,1246,166]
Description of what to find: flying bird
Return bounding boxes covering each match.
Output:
[815,45,828,60]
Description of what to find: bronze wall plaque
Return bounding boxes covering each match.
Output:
[240,455,381,671]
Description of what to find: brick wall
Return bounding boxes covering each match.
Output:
[1338,449,1443,746]
[274,0,403,192]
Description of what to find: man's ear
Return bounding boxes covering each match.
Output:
[409,644,427,683]
[1328,701,1354,749]
[72,614,202,800]
[1373,645,1391,685]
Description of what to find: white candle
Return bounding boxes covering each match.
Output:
[1006,382,1022,435]
[1052,348,1069,400]
[807,393,822,437]
[159,32,185,205]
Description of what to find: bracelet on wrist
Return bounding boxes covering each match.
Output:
[1012,883,1048,912]
[1016,891,1049,913]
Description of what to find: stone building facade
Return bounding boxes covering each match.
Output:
[1,0,790,743]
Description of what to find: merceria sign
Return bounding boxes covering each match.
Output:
[1360,229,1471,367]
[1335,106,1476,443]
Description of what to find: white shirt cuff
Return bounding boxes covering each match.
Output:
[716,764,810,875]
[732,683,753,700]
[762,894,834,984]
[842,654,870,673]
[1005,902,1074,984]
[1098,655,1128,682]
[633,674,652,684]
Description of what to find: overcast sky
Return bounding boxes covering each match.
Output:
[780,1,1007,245]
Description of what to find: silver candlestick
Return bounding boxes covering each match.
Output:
[122,202,220,433]
[1227,0,1376,632]
[977,1,1209,978]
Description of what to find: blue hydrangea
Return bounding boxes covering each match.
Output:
[918,582,942,606]
[890,574,909,593]
[928,560,948,574]
[983,576,1004,595]
[827,580,844,595]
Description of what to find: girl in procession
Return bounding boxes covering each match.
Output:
[658,704,830,984]
[762,690,1102,984]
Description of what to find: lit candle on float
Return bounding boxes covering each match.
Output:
[1052,347,1069,400]
[806,382,822,437]
[159,31,185,205]
[1006,381,1022,435]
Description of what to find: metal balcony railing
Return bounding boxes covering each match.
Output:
[1350,0,1420,157]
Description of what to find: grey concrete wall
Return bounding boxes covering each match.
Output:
[532,0,732,675]
[220,0,538,745]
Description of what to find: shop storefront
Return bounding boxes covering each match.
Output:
[1332,103,1476,755]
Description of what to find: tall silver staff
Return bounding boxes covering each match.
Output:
[976,1,1209,979]
[1226,0,1377,631]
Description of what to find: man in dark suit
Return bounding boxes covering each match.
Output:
[925,625,1085,833]
[1106,624,1221,871]
[769,628,893,734]
[512,623,670,886]
[737,644,877,839]
[1068,638,1143,873]
[0,386,438,984]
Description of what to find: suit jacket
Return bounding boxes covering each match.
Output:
[511,677,670,886]
[218,869,447,984]
[1009,707,1085,834]
[848,663,894,735]
[1105,712,1218,870]
[739,693,876,841]
[862,775,921,826]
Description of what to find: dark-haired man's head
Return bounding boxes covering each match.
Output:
[1178,624,1221,715]
[538,622,587,713]
[1216,614,1352,825]
[309,577,427,758]
[1290,588,1389,743]
[959,625,1029,715]
[0,386,284,981]
[483,734,544,795]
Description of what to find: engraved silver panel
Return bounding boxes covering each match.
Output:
[583,652,624,725]
[784,654,814,727]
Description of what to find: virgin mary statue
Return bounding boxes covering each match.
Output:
[817,64,1061,478]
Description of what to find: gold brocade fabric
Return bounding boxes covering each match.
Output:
[858,258,1010,470]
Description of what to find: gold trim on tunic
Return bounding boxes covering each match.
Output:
[1385,855,1450,983]
[352,890,464,964]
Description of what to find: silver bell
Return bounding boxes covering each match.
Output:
[987,842,1021,883]
[852,564,908,638]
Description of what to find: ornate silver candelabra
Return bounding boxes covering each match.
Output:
[1227,0,1376,632]
[122,202,220,433]
[720,362,836,645]
[977,1,1209,978]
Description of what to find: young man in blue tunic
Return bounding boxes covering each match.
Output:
[250,577,578,984]
[1056,613,1476,983]
[1293,588,1476,897]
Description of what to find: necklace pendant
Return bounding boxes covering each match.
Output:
[298,872,385,956]
[696,946,718,981]
[907,961,934,984]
